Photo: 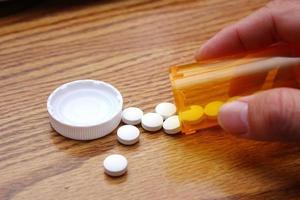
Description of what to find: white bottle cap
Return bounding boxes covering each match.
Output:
[47,80,123,140]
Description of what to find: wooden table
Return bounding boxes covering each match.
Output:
[2,0,300,199]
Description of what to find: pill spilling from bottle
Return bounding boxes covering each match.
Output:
[104,102,179,177]
[121,107,143,125]
[117,125,140,145]
[103,99,240,177]
[103,154,128,177]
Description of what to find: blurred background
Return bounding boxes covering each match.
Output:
[0,0,107,17]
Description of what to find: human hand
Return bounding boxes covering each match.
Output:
[195,0,300,141]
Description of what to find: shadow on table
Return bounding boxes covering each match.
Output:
[0,0,120,18]
[50,129,117,158]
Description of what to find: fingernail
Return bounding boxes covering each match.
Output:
[218,101,249,135]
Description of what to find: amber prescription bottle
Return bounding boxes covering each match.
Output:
[169,45,300,134]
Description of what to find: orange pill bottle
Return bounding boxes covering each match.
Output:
[169,45,300,134]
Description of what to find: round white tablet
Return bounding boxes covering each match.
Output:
[155,102,177,119]
[163,115,181,134]
[103,154,128,177]
[117,125,140,145]
[122,107,143,125]
[141,113,163,132]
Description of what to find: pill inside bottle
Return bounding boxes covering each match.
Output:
[169,45,300,134]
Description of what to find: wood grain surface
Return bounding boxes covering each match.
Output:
[2,0,300,199]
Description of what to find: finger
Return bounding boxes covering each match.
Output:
[195,0,300,60]
[195,7,276,60]
[218,88,300,142]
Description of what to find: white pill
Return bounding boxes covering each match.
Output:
[141,113,164,132]
[163,115,181,134]
[122,107,143,125]
[155,102,177,119]
[117,125,140,145]
[103,154,128,177]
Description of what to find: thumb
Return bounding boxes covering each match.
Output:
[218,88,300,141]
